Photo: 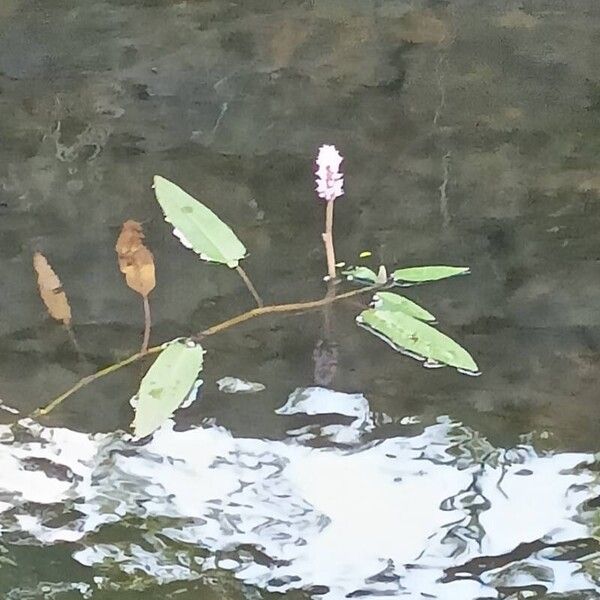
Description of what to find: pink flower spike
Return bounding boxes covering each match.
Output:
[315,144,344,201]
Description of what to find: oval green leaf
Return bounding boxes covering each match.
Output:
[132,339,204,438]
[153,175,246,268]
[342,266,379,284]
[356,308,479,375]
[372,292,436,322]
[392,266,469,285]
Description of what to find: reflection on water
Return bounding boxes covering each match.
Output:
[0,389,598,598]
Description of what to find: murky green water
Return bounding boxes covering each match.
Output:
[1,1,600,598]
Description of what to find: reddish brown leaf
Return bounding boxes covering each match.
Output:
[116,220,156,298]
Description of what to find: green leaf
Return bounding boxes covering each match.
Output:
[132,339,204,438]
[342,266,379,284]
[372,292,436,322]
[357,308,479,375]
[153,175,246,268]
[392,266,469,285]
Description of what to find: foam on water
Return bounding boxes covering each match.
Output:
[0,387,598,598]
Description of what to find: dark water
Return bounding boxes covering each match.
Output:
[1,1,600,598]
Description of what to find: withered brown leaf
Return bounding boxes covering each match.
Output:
[33,252,72,325]
[116,220,156,298]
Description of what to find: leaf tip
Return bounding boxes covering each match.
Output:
[457,366,481,377]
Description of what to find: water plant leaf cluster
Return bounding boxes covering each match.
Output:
[31,148,479,438]
[357,300,479,375]
[342,263,478,375]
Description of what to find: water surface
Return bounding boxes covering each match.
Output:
[1,0,600,597]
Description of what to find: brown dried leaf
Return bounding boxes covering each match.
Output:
[33,252,72,325]
[116,220,145,257]
[122,246,156,297]
[116,220,156,297]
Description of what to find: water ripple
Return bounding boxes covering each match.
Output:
[0,388,598,598]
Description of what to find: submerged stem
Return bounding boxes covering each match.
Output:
[64,323,85,362]
[322,200,337,280]
[235,265,263,308]
[141,295,151,354]
[321,279,337,337]
[31,283,383,419]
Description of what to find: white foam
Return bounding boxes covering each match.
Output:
[0,393,597,598]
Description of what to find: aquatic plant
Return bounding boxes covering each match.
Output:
[30,145,479,438]
[315,144,344,280]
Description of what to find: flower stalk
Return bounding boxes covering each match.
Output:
[315,144,344,280]
[323,200,336,280]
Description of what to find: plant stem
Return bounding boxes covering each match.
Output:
[235,265,263,308]
[31,283,384,419]
[322,200,337,280]
[141,295,151,354]
[32,347,162,418]
[195,284,367,339]
[64,323,85,362]
[322,279,336,337]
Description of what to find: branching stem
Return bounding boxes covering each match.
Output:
[30,283,383,419]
